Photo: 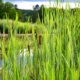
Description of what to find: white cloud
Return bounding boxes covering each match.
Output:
[12,1,80,10]
[13,1,51,10]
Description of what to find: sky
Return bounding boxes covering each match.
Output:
[3,0,80,10]
[3,0,79,2]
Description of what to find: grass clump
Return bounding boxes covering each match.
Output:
[0,2,80,80]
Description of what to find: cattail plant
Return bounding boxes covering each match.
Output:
[0,0,80,80]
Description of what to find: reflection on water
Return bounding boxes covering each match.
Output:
[18,48,33,69]
[0,48,33,80]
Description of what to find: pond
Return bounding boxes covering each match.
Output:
[0,48,33,80]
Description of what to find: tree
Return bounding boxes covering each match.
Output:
[39,5,45,22]
[4,2,14,10]
[33,4,40,11]
[4,2,17,19]
[0,1,20,20]
[0,0,2,3]
[14,4,17,9]
[0,2,4,18]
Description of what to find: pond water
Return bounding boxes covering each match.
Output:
[18,48,33,68]
[0,48,33,80]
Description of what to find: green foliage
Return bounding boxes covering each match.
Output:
[19,9,39,22]
[0,2,80,80]
[0,0,2,3]
[38,5,45,22]
[0,2,20,20]
[0,19,34,34]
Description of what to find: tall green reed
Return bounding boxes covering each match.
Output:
[1,1,80,80]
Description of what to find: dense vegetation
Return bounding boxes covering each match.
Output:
[0,1,21,19]
[0,0,40,22]
[0,0,80,80]
[0,7,80,34]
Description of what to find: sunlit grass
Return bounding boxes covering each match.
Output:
[0,1,80,80]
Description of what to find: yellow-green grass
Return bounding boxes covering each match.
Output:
[0,2,80,80]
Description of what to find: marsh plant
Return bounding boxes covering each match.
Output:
[0,1,80,80]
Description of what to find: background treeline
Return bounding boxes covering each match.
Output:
[0,7,80,34]
[0,0,80,23]
[0,1,22,19]
[0,0,80,34]
[0,0,44,22]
